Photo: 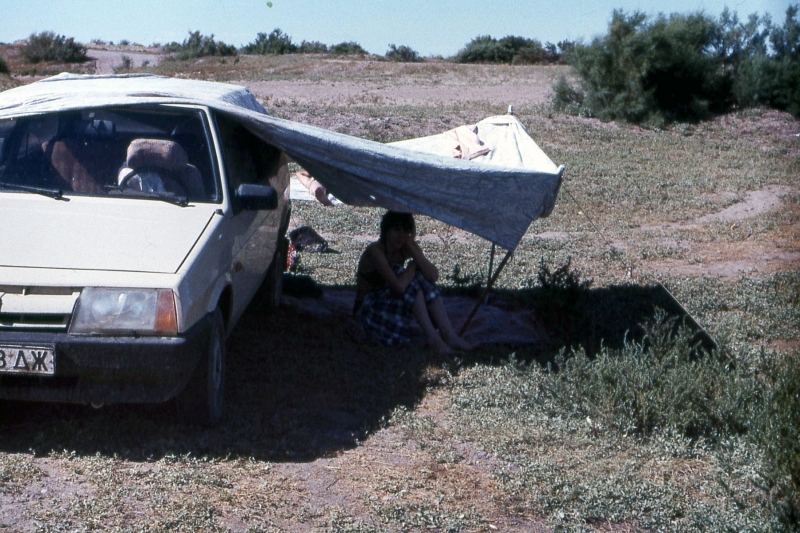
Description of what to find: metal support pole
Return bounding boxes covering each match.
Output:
[459,249,513,336]
[487,243,496,287]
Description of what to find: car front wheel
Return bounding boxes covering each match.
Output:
[177,308,226,426]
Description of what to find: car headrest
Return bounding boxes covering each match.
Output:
[126,139,188,172]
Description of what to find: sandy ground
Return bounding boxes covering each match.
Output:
[245,75,557,107]
[87,48,163,74]
[1,49,797,533]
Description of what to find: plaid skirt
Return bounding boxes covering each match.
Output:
[355,265,441,345]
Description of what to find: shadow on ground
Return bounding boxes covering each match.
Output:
[0,277,706,462]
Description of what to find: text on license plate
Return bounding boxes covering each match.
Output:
[0,345,55,375]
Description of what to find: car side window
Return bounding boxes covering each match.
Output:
[216,114,281,193]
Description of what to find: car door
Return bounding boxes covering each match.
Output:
[215,114,286,325]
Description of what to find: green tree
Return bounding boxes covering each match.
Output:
[164,31,237,59]
[241,29,297,55]
[557,10,744,123]
[555,6,800,122]
[642,12,731,119]
[21,31,88,63]
[454,35,553,64]
[764,5,800,115]
[329,41,367,55]
[385,44,421,62]
[298,40,328,53]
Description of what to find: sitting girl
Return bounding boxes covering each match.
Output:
[353,211,474,354]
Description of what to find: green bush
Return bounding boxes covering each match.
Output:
[241,29,297,55]
[298,40,328,54]
[558,10,732,123]
[534,257,592,341]
[385,44,421,62]
[21,31,87,63]
[555,6,800,122]
[454,35,561,64]
[544,310,759,440]
[164,31,237,60]
[552,73,584,115]
[736,5,800,117]
[329,41,368,55]
[112,55,133,74]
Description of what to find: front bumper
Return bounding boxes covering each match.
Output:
[0,314,212,405]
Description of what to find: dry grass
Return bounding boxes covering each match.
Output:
[1,47,799,532]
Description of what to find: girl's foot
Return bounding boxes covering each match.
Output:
[446,336,477,352]
[430,337,455,355]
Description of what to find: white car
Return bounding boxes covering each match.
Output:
[0,76,291,425]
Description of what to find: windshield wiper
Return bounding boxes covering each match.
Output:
[0,181,68,201]
[139,192,189,207]
[104,184,189,207]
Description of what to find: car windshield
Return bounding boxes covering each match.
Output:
[0,105,219,203]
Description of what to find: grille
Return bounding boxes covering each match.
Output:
[0,286,81,332]
[0,312,72,331]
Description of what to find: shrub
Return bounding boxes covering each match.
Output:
[164,31,237,60]
[298,40,328,54]
[21,31,88,63]
[737,5,800,117]
[556,6,800,122]
[545,310,759,440]
[241,29,297,55]
[454,35,562,64]
[532,257,592,341]
[455,35,515,63]
[385,44,421,62]
[552,73,584,115]
[329,41,368,55]
[0,54,8,75]
[560,10,732,123]
[113,55,133,73]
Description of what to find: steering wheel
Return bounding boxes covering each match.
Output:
[118,166,166,191]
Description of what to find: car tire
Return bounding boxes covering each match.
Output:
[176,308,226,426]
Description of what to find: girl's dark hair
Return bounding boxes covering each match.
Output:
[379,211,415,242]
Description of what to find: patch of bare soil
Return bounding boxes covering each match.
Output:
[634,185,799,279]
[251,390,550,532]
[245,74,557,108]
[86,46,163,75]
[711,109,800,159]
[237,60,568,111]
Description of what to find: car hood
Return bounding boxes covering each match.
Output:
[0,195,217,273]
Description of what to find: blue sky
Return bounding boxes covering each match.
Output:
[0,0,792,57]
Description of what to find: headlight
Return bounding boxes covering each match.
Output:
[70,288,178,335]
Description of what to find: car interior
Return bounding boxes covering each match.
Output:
[0,106,220,202]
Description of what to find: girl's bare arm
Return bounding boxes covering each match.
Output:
[404,239,438,283]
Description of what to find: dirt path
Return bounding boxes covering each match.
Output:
[636,185,799,278]
[86,47,163,74]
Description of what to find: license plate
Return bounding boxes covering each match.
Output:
[0,345,55,376]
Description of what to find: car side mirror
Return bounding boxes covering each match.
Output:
[234,183,278,212]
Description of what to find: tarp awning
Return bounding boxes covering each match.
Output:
[0,74,563,250]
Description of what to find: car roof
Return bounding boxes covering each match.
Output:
[0,73,267,119]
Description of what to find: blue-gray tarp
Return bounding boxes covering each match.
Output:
[0,73,563,250]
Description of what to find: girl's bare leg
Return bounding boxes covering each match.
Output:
[411,290,453,354]
[426,297,476,351]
